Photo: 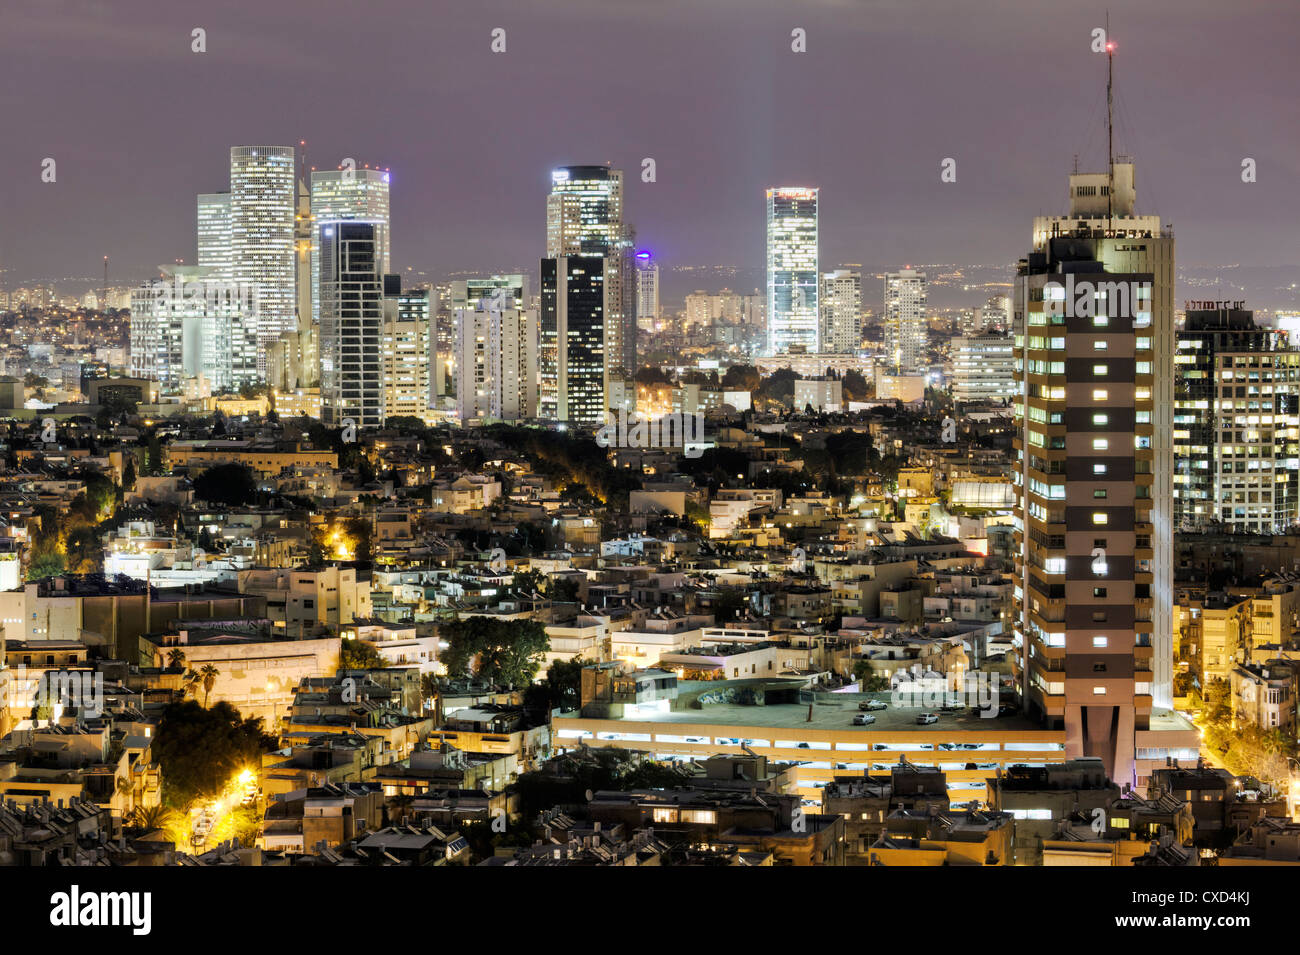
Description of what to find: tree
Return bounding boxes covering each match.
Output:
[440,617,548,689]
[166,649,187,671]
[152,700,276,808]
[721,364,761,392]
[121,454,137,492]
[199,663,220,708]
[340,638,385,670]
[192,464,258,507]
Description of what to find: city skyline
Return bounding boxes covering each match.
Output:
[1,1,1296,297]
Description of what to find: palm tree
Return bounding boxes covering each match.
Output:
[130,804,178,832]
[181,668,202,700]
[166,648,186,671]
[199,664,220,708]
[115,775,134,814]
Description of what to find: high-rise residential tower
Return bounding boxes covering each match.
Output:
[319,219,386,430]
[820,269,862,354]
[1013,155,1177,787]
[381,275,431,422]
[883,268,928,371]
[456,292,539,424]
[229,145,297,373]
[766,187,819,355]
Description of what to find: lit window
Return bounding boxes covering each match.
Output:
[1092,438,1109,450]
[1093,686,1107,695]
[1092,389,1108,401]
[1093,636,1108,647]
[1093,464,1108,475]
[1093,364,1108,376]
[1092,512,1108,525]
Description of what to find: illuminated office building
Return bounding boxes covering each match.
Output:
[309,167,391,322]
[766,187,819,355]
[229,145,297,373]
[540,255,604,425]
[546,165,636,394]
[382,276,431,422]
[635,251,660,330]
[319,220,385,430]
[1174,302,1300,532]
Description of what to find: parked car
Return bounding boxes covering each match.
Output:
[859,700,888,711]
[916,712,938,725]
[853,713,876,726]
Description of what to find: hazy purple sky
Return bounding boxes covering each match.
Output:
[2,0,1297,292]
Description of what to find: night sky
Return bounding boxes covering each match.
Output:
[2,0,1296,296]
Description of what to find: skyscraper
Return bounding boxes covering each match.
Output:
[1174,302,1300,532]
[546,165,635,398]
[229,145,296,373]
[1013,156,1178,787]
[883,268,928,371]
[381,275,431,422]
[635,250,660,330]
[820,269,861,354]
[456,292,539,424]
[196,192,231,276]
[766,187,819,355]
[540,255,604,424]
[309,167,391,322]
[319,219,385,429]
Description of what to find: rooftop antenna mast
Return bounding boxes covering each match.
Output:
[102,255,109,312]
[1106,12,1115,229]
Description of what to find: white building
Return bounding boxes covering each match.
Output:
[455,299,539,424]
[382,280,431,422]
[794,377,843,413]
[883,268,927,372]
[820,269,861,354]
[951,333,1015,405]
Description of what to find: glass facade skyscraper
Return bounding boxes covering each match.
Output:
[766,187,819,355]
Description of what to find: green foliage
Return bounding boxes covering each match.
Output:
[340,638,386,670]
[510,748,693,819]
[192,463,258,506]
[721,364,761,392]
[440,617,549,689]
[152,700,275,808]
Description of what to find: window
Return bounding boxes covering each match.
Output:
[1093,389,1108,401]
[652,808,678,823]
[1093,464,1108,475]
[1093,489,1107,498]
[1094,340,1108,350]
[1092,414,1109,426]
[1093,686,1107,695]
[1093,663,1107,672]
[1092,512,1108,524]
[1093,588,1107,598]
[680,809,717,824]
[1092,438,1109,449]
[1093,364,1108,376]
[1093,636,1109,647]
